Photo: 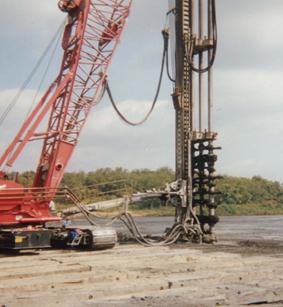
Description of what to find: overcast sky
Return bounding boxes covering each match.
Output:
[0,0,283,182]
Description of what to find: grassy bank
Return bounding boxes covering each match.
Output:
[127,203,283,217]
[58,201,283,217]
[217,202,283,216]
[58,203,283,219]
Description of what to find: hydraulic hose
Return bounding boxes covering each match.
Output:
[105,29,170,126]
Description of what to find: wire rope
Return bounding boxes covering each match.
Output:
[0,19,66,127]
[25,24,63,120]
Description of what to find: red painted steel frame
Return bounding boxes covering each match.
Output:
[0,0,132,225]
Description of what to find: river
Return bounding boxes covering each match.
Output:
[73,215,283,244]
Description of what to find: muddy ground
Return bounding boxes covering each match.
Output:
[0,216,283,307]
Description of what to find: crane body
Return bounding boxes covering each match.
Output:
[0,0,132,250]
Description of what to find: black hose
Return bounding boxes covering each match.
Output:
[105,29,169,127]
[187,0,217,74]
[165,47,175,82]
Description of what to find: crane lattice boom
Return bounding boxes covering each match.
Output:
[0,0,132,225]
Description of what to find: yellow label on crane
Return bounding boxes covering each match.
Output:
[15,236,25,243]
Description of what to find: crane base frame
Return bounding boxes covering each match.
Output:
[0,229,53,250]
[0,226,117,251]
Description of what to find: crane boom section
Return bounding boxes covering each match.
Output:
[35,0,132,190]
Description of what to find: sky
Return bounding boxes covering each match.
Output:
[0,0,283,182]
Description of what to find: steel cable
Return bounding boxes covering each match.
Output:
[25,26,63,120]
[0,19,66,127]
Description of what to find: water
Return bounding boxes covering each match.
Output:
[72,215,283,243]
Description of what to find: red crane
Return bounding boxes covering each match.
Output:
[0,0,132,250]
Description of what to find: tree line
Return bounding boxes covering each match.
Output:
[17,168,283,207]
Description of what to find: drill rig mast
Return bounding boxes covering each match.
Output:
[171,0,219,239]
[103,0,220,244]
